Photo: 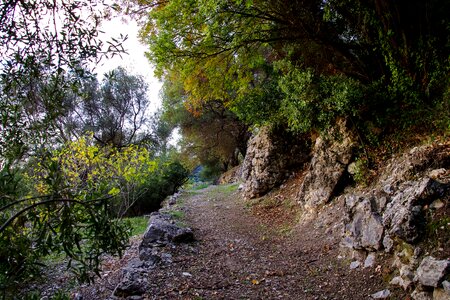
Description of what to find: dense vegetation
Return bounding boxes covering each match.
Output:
[0,0,187,292]
[125,0,448,168]
[1,0,449,295]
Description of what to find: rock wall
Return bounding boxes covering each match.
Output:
[296,119,356,212]
[238,120,449,299]
[342,142,450,299]
[218,165,242,185]
[240,126,310,199]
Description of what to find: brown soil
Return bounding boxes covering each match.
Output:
[75,179,409,300]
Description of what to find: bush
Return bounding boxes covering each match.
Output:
[126,160,189,216]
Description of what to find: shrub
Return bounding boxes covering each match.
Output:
[127,160,189,216]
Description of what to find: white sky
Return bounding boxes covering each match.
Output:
[97,16,163,114]
[96,12,181,146]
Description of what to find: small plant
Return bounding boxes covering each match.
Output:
[351,157,370,187]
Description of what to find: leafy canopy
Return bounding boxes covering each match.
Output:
[132,0,449,135]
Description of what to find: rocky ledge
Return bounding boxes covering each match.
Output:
[341,142,450,299]
[112,212,194,299]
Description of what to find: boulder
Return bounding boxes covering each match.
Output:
[140,212,194,250]
[343,196,384,250]
[415,256,450,287]
[113,259,149,297]
[297,119,355,211]
[343,143,450,253]
[364,253,376,268]
[139,212,194,263]
[241,126,310,199]
[442,280,450,294]
[114,212,195,298]
[383,178,447,243]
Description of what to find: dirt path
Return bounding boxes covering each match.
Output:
[137,184,406,300]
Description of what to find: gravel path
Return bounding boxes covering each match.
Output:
[136,184,406,300]
[71,183,409,299]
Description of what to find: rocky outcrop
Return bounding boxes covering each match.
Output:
[139,212,194,251]
[241,126,310,199]
[342,142,450,299]
[218,165,242,185]
[297,119,356,212]
[415,256,450,288]
[343,143,450,251]
[343,194,385,250]
[113,212,194,298]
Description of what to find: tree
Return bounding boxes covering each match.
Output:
[160,72,250,173]
[130,0,449,136]
[0,0,127,161]
[64,67,152,148]
[0,0,134,289]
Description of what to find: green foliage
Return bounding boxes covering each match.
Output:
[67,67,152,147]
[0,0,126,162]
[275,60,363,133]
[130,0,449,146]
[199,163,223,182]
[167,210,185,221]
[160,74,250,171]
[0,0,188,293]
[0,135,162,287]
[351,157,371,187]
[127,159,189,216]
[26,134,157,216]
[124,216,150,236]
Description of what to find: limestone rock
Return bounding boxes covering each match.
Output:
[113,260,149,297]
[429,199,445,210]
[343,197,384,250]
[383,178,447,243]
[241,126,310,199]
[364,253,376,268]
[218,165,242,184]
[378,143,450,188]
[350,260,361,269]
[390,276,413,290]
[297,119,355,211]
[383,235,394,253]
[390,264,415,290]
[139,212,194,263]
[343,143,450,253]
[415,256,450,287]
[442,281,450,294]
[140,212,194,250]
[370,289,391,299]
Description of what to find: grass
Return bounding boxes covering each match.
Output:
[216,183,239,194]
[124,216,150,236]
[206,183,239,197]
[185,181,211,191]
[167,210,185,220]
